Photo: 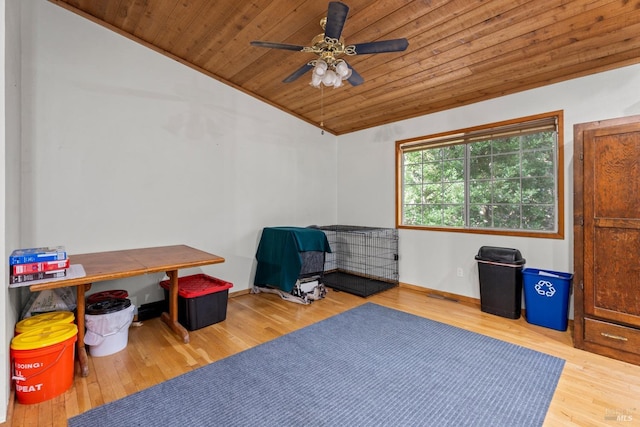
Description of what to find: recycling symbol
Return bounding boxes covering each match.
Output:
[534,280,556,297]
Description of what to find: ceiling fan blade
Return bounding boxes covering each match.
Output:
[250,41,305,51]
[324,1,349,40]
[349,38,409,54]
[283,63,314,83]
[345,63,364,86]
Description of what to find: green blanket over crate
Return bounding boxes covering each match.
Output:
[254,227,331,293]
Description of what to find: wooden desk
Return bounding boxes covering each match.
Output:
[29,245,225,377]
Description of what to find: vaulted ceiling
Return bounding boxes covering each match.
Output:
[50,0,640,135]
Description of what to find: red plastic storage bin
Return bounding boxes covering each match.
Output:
[159,274,232,331]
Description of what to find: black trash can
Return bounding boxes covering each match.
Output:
[475,246,526,319]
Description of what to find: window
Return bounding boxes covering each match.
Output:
[396,111,564,238]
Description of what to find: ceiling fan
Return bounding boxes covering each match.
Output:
[250,1,409,88]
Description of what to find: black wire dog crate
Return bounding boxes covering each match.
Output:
[318,225,399,297]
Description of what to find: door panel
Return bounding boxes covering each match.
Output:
[592,130,640,218]
[583,123,640,327]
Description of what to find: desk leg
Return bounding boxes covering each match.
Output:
[76,283,91,377]
[161,270,190,344]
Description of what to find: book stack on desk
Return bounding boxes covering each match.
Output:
[9,246,69,285]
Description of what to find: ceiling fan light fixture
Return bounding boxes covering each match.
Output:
[335,60,349,77]
[310,72,323,87]
[309,58,351,88]
[314,60,328,76]
[322,69,337,86]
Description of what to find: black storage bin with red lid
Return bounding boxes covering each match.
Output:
[159,274,233,331]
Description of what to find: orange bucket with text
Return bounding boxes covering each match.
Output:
[10,323,78,404]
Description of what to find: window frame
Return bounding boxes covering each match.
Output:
[395,111,564,239]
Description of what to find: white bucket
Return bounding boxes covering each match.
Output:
[84,299,135,357]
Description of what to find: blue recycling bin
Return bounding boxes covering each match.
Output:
[522,268,573,331]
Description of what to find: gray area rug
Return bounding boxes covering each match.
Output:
[69,303,564,426]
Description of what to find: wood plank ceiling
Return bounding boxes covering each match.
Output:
[50,0,640,135]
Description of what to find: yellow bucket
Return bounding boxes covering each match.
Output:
[14,311,75,335]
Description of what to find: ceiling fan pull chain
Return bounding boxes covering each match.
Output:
[320,85,325,135]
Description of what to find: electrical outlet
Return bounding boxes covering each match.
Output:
[456,267,464,277]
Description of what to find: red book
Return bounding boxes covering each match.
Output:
[10,269,66,284]
[12,258,70,276]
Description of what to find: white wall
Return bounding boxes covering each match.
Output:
[337,63,640,305]
[18,1,338,307]
[3,0,22,421]
[1,0,7,421]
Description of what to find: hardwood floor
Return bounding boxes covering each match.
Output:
[6,286,640,426]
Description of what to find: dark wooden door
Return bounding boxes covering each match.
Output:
[584,122,640,325]
[574,115,640,364]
